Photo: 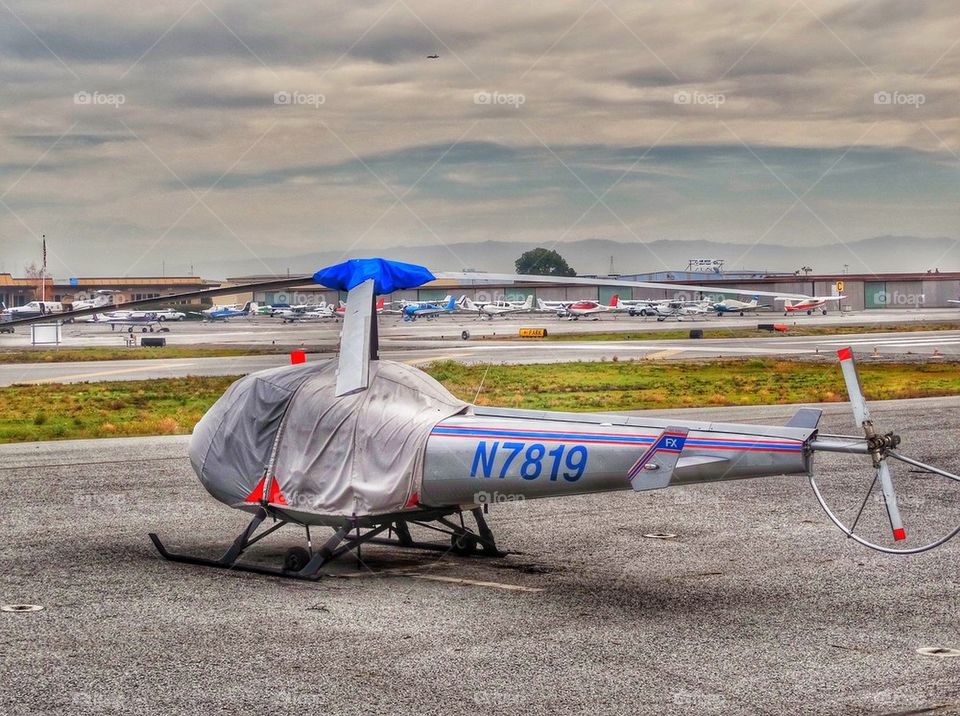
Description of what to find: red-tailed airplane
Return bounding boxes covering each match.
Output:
[777,295,845,316]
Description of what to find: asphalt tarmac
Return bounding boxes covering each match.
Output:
[1,399,958,715]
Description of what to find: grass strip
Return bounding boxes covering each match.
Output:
[2,358,960,443]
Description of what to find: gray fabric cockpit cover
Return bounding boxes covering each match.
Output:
[190,359,467,517]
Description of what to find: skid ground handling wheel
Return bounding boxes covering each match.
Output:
[150,505,508,580]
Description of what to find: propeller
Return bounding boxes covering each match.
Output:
[836,347,906,541]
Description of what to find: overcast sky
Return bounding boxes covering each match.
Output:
[0,0,957,277]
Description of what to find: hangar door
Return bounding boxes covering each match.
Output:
[864,281,886,309]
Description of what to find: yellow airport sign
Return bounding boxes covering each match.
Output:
[519,328,548,338]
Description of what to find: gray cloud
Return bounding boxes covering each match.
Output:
[0,0,956,277]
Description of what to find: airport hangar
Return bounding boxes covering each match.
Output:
[0,275,218,309]
[237,270,960,311]
[2,270,958,312]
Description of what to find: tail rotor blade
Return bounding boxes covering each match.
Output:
[876,461,906,541]
[837,346,905,541]
[837,347,870,427]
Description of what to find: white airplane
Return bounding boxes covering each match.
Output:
[461,295,533,319]
[535,297,573,313]
[536,295,619,318]
[85,310,168,332]
[70,290,119,312]
[641,300,714,321]
[618,297,709,318]
[777,295,845,316]
[202,301,260,321]
[2,300,64,319]
[712,296,764,316]
[279,302,338,322]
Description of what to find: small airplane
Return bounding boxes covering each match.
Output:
[402,295,456,321]
[2,300,64,319]
[336,296,385,318]
[426,54,439,59]
[712,296,764,316]
[128,258,958,581]
[535,297,574,313]
[536,295,618,319]
[638,299,713,321]
[202,301,259,321]
[86,310,169,332]
[777,296,845,316]
[461,295,533,319]
[278,302,338,322]
[69,290,119,312]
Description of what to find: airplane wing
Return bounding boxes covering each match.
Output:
[775,294,846,303]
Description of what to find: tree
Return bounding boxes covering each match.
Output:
[514,248,576,277]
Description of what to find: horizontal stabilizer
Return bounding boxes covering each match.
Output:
[786,408,823,429]
[628,427,688,492]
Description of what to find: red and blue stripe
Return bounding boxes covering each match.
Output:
[430,424,803,453]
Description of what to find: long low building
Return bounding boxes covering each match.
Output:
[4,270,956,312]
[0,275,219,308]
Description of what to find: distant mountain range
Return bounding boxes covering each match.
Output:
[196,235,959,279]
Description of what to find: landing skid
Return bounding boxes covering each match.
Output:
[148,506,507,580]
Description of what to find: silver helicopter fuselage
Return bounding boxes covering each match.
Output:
[420,405,815,507]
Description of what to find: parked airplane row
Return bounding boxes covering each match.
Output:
[0,290,849,329]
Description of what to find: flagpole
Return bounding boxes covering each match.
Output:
[41,234,47,303]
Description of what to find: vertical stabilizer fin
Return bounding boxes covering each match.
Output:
[628,427,689,492]
[335,279,376,397]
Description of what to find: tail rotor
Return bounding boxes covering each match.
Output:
[807,347,960,554]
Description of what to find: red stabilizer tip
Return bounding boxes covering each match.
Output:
[893,528,906,541]
[290,350,306,364]
[837,347,853,361]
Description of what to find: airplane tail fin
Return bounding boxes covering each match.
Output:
[376,297,384,310]
[523,295,533,309]
[445,295,456,311]
[609,294,619,308]
[628,427,689,491]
